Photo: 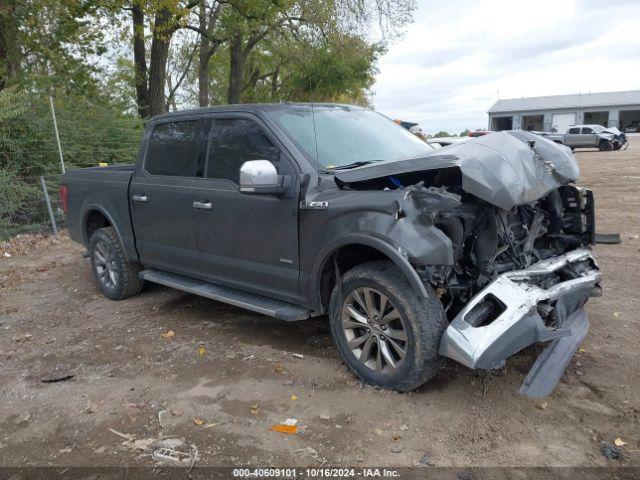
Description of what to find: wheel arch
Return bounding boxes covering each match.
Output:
[81,205,127,255]
[310,234,428,313]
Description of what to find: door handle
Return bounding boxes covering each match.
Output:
[132,195,147,203]
[193,201,213,210]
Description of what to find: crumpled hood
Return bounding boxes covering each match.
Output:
[334,130,580,210]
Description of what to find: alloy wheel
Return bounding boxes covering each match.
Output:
[94,240,118,289]
[341,287,408,373]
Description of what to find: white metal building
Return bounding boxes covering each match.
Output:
[487,90,640,132]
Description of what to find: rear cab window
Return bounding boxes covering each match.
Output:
[144,120,200,177]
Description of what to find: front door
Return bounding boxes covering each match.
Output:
[130,118,204,276]
[191,115,300,303]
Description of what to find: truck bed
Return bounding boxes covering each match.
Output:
[62,164,138,260]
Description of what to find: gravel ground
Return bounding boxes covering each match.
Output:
[1,136,639,469]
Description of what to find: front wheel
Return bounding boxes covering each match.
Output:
[599,140,613,151]
[329,260,447,392]
[89,227,143,300]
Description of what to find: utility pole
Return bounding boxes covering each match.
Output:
[49,96,65,174]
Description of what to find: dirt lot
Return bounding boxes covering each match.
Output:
[1,137,639,469]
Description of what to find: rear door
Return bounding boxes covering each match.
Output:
[565,127,581,146]
[130,118,205,276]
[191,114,301,303]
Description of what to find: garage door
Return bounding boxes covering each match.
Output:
[552,113,576,133]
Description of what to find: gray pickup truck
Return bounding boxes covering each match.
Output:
[540,124,627,151]
[62,103,601,396]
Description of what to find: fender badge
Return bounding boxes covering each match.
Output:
[300,201,328,210]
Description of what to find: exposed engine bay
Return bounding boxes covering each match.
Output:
[331,130,598,322]
[429,183,596,320]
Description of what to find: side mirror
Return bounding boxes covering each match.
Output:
[239,160,289,196]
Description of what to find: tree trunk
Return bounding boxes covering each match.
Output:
[197,0,209,107]
[0,0,20,89]
[131,2,149,118]
[227,30,244,104]
[147,7,173,117]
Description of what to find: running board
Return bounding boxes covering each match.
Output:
[139,269,310,321]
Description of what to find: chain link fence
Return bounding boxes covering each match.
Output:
[0,92,143,241]
[0,172,64,240]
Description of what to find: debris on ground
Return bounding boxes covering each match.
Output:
[198,345,206,356]
[292,353,304,359]
[614,437,627,447]
[13,333,32,342]
[291,394,298,401]
[162,330,175,339]
[250,404,260,415]
[242,354,254,360]
[130,438,156,451]
[536,401,548,410]
[419,453,434,466]
[270,419,298,435]
[108,428,134,441]
[295,447,318,458]
[158,409,168,428]
[152,447,191,463]
[601,443,621,460]
[390,444,402,454]
[399,424,408,431]
[13,413,30,425]
[150,438,197,467]
[170,408,183,416]
[85,401,99,414]
[193,417,205,426]
[595,233,622,244]
[273,363,285,373]
[319,413,330,420]
[41,375,74,384]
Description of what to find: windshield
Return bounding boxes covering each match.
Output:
[590,125,605,133]
[266,105,433,170]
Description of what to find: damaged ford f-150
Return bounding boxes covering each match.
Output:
[62,103,601,397]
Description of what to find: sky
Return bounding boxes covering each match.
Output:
[372,0,640,135]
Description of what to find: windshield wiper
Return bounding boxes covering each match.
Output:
[326,161,377,171]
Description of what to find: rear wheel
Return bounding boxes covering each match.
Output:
[329,260,447,392]
[89,227,143,300]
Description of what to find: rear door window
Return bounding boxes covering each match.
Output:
[206,118,281,184]
[568,127,580,134]
[145,121,200,177]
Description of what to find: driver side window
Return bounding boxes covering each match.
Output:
[206,118,281,184]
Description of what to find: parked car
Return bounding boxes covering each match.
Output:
[468,129,492,137]
[624,125,638,133]
[61,104,601,397]
[540,124,627,151]
[426,136,467,148]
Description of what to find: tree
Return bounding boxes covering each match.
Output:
[459,129,470,137]
[128,0,200,117]
[433,131,451,138]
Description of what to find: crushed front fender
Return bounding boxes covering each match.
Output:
[438,248,601,396]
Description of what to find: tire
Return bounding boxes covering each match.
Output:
[328,260,447,392]
[89,227,143,300]
[599,140,613,151]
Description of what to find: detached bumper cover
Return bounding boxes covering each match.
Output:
[439,248,601,397]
